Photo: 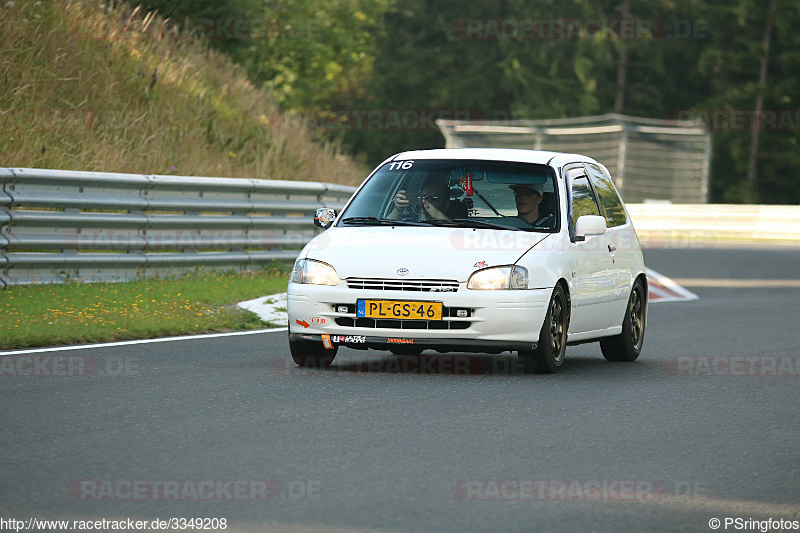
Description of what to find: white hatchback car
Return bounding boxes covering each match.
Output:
[287,148,647,373]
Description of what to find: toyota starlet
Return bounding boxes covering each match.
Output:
[287,148,647,373]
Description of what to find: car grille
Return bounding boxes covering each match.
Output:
[346,278,460,292]
[335,317,471,330]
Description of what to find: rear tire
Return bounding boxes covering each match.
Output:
[519,285,568,374]
[289,335,338,368]
[601,277,646,362]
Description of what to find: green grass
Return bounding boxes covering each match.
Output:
[0,0,367,184]
[0,265,290,350]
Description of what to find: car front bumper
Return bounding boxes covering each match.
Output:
[287,281,553,353]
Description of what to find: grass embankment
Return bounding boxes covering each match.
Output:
[0,0,367,183]
[1,266,289,350]
[0,1,368,349]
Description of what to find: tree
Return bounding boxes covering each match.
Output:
[126,0,800,202]
[745,0,775,203]
[698,0,800,203]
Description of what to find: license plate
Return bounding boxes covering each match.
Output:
[357,300,442,320]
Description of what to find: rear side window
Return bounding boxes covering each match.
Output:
[569,172,601,226]
[586,164,627,227]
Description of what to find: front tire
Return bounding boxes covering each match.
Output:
[519,285,569,374]
[289,335,338,368]
[601,277,646,362]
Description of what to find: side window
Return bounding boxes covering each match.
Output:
[568,170,601,226]
[586,164,627,227]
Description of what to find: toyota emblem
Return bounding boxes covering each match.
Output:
[397,268,409,276]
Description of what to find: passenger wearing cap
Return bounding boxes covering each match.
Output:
[510,183,553,227]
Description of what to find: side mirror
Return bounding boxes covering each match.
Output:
[313,208,337,229]
[573,215,606,242]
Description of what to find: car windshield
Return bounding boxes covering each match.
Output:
[339,159,559,231]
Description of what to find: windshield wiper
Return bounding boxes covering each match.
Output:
[427,218,523,230]
[340,216,429,227]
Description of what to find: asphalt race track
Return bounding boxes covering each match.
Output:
[2,246,799,533]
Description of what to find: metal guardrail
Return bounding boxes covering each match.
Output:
[0,168,356,287]
[2,167,797,287]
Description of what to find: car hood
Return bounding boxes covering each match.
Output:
[301,226,550,282]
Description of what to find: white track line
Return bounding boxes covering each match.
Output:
[0,328,287,356]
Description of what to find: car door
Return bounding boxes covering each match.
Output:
[565,165,619,333]
[584,162,635,317]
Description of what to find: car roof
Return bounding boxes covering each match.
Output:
[389,148,598,167]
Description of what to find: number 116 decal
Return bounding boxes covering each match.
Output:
[387,160,414,170]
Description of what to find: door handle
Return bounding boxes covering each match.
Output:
[608,243,616,252]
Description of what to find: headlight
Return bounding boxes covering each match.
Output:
[467,265,528,290]
[289,259,340,286]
